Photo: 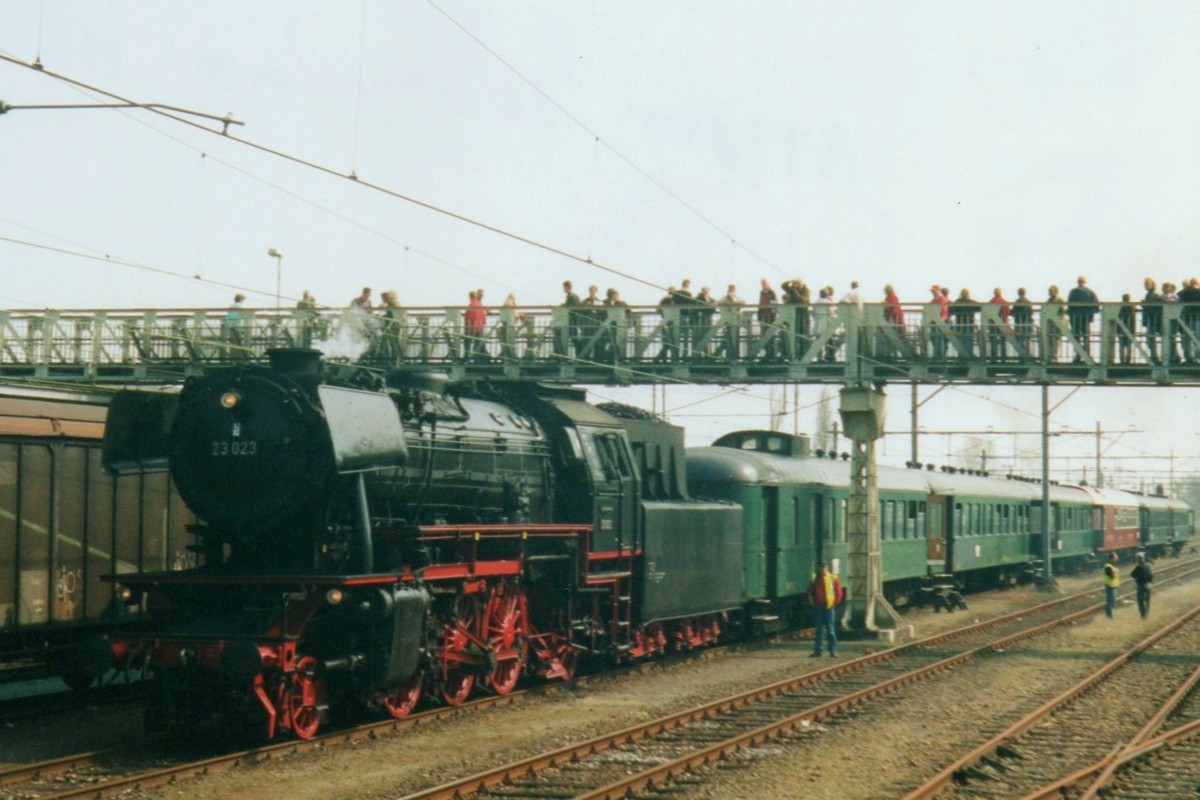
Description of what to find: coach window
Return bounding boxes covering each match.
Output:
[953,502,963,536]
[839,498,848,543]
[917,501,926,538]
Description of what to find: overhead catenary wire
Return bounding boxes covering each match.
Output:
[423,0,788,279]
[0,51,669,294]
[0,51,796,409]
[0,52,1189,460]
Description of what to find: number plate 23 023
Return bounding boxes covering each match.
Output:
[211,440,259,456]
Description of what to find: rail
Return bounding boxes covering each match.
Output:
[2,300,1200,385]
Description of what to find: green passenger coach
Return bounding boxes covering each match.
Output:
[686,430,1194,628]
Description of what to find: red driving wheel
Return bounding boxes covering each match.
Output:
[483,584,528,695]
[282,656,325,740]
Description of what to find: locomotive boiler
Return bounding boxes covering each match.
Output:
[93,350,743,739]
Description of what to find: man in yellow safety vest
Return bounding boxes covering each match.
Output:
[1102,553,1119,619]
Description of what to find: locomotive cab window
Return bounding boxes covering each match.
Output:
[582,431,632,483]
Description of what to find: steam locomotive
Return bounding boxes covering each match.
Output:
[93,350,740,739]
[88,349,1193,740]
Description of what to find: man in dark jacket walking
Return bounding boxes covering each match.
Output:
[1130,554,1153,619]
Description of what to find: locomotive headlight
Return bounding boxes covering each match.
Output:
[219,390,241,409]
[117,585,142,605]
[325,588,345,606]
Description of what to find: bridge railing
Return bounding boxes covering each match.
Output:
[1,301,1197,380]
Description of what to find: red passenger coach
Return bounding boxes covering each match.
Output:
[1082,487,1141,553]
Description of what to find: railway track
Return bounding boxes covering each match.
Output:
[395,560,1200,800]
[0,691,528,800]
[3,561,1196,800]
[904,603,1200,798]
[0,636,742,800]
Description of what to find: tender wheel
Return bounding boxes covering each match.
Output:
[381,673,424,720]
[483,585,528,695]
[283,656,325,740]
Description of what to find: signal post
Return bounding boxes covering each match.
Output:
[839,384,902,633]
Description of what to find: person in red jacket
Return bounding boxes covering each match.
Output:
[464,289,487,362]
[987,287,1012,361]
[807,560,845,657]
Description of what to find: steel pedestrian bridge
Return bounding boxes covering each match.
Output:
[1,301,1198,386]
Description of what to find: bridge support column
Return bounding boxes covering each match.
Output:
[839,385,902,632]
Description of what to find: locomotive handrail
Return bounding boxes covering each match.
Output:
[2,301,1200,385]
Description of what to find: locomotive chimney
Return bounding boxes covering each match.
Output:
[267,348,323,377]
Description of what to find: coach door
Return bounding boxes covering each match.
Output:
[926,495,948,572]
[764,486,781,597]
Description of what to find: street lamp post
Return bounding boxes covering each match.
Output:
[267,248,283,310]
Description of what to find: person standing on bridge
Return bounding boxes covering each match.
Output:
[1012,288,1033,360]
[463,289,487,362]
[556,280,581,360]
[1177,277,1200,364]
[1067,276,1099,362]
[1142,278,1163,365]
[758,279,779,361]
[295,290,320,348]
[782,278,811,358]
[807,560,844,657]
[1117,293,1135,365]
[224,293,250,360]
[693,285,716,358]
[1102,553,1120,619]
[840,281,865,360]
[719,284,745,360]
[350,286,373,312]
[929,285,950,360]
[950,288,979,360]
[1162,282,1182,365]
[1130,554,1152,619]
[1044,285,1067,362]
[987,287,1011,361]
[880,284,904,360]
[813,286,839,362]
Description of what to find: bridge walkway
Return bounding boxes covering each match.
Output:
[1,301,1198,386]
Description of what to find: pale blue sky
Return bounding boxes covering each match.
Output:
[1,1,1197,481]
